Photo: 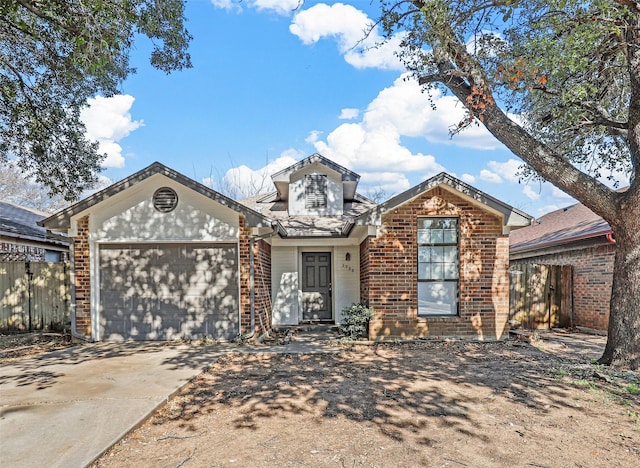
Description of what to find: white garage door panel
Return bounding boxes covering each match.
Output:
[99,243,239,341]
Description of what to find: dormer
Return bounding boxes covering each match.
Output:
[270,154,360,216]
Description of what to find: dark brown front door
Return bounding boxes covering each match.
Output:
[301,252,332,321]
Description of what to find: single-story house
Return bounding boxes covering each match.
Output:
[0,201,68,262]
[509,202,615,331]
[40,154,531,342]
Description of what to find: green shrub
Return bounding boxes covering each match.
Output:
[339,303,374,340]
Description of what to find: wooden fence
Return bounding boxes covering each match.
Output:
[0,261,70,332]
[509,264,573,330]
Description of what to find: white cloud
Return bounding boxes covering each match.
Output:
[210,0,240,12]
[523,185,541,200]
[290,3,404,70]
[211,0,299,15]
[252,0,300,15]
[461,174,476,183]
[359,171,411,195]
[305,130,322,143]
[479,169,502,183]
[536,204,562,216]
[308,74,502,183]
[487,159,522,183]
[551,186,572,199]
[80,95,142,169]
[221,151,300,198]
[339,108,360,120]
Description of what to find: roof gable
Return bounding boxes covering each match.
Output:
[40,162,273,231]
[270,153,360,202]
[356,172,532,229]
[271,153,360,183]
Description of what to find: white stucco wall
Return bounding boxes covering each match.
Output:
[271,246,299,325]
[288,164,343,216]
[87,174,240,242]
[333,245,360,324]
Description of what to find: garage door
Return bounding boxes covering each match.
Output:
[99,243,239,341]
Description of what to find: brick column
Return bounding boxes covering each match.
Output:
[73,216,92,337]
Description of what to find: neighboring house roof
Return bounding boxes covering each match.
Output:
[510,202,612,255]
[0,201,68,247]
[40,162,278,232]
[355,172,532,229]
[240,192,375,237]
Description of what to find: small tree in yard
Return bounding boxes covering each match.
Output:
[339,303,374,340]
[379,0,640,368]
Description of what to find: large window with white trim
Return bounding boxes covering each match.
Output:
[417,217,459,316]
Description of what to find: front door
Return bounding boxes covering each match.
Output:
[301,252,332,321]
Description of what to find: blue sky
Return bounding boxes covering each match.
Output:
[79,0,590,216]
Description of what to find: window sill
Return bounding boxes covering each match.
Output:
[417,315,461,321]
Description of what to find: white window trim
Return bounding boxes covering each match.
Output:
[417,217,460,317]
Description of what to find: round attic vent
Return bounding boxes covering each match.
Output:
[153,187,178,213]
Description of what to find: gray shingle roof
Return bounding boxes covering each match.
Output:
[240,192,375,237]
[510,202,611,254]
[0,201,68,246]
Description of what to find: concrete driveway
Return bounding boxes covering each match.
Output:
[0,342,223,468]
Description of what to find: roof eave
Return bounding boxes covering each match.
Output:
[39,162,273,231]
[354,172,532,228]
[510,229,613,255]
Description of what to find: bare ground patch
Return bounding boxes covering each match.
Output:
[0,332,74,361]
[94,340,639,468]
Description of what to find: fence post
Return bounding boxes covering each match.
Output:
[25,261,33,332]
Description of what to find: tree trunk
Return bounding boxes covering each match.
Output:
[599,219,640,369]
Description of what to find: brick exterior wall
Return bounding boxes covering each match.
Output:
[239,218,272,337]
[365,187,510,340]
[510,242,615,331]
[73,216,92,336]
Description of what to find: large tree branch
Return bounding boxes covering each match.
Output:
[422,15,620,221]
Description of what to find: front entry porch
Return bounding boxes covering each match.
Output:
[270,241,361,327]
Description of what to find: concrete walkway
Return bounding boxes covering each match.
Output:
[0,328,341,468]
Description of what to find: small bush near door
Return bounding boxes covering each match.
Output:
[339,303,374,340]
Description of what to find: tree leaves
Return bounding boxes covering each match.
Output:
[0,0,192,201]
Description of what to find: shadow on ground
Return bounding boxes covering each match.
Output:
[153,341,638,445]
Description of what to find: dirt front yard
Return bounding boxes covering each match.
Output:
[94,339,639,468]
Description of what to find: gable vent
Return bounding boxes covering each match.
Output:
[153,187,178,213]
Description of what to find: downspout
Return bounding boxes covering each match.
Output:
[606,230,616,243]
[245,225,280,339]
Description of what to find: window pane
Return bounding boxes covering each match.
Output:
[419,218,436,230]
[430,263,443,279]
[418,282,457,315]
[431,229,444,243]
[443,229,457,243]
[417,229,430,244]
[444,263,459,279]
[443,246,457,263]
[430,247,443,263]
[418,246,430,262]
[418,263,429,279]
[442,219,457,229]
